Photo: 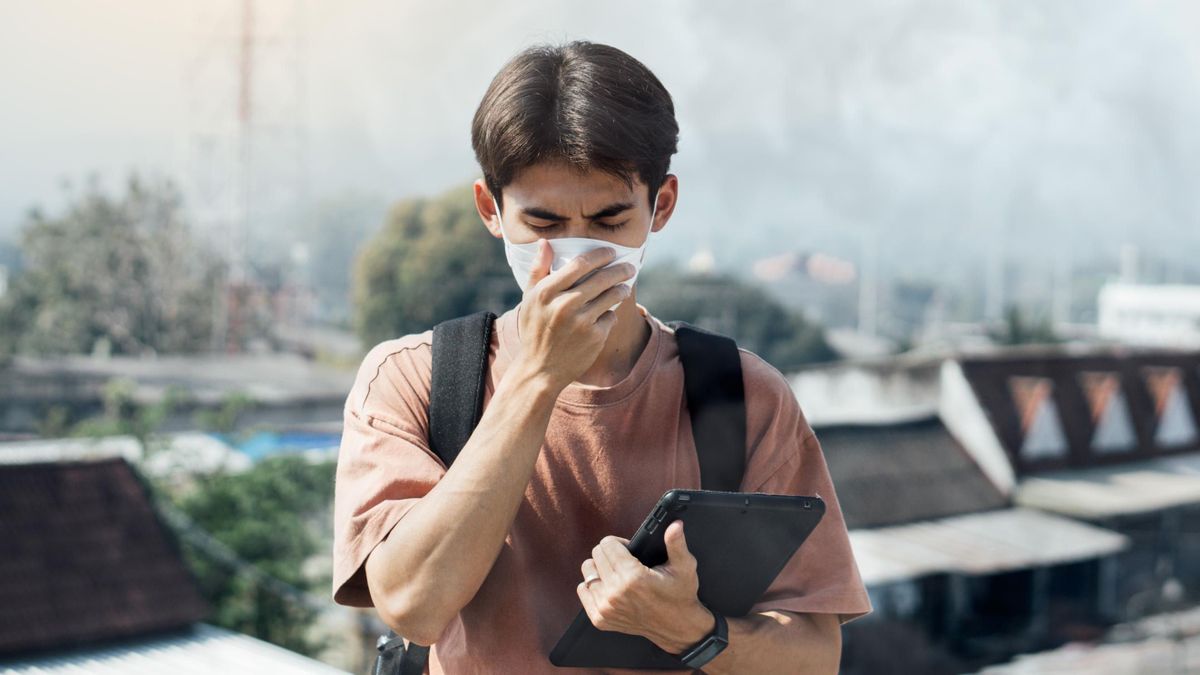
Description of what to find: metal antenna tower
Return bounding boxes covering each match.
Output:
[185,0,307,352]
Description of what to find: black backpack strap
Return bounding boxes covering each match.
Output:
[381,311,495,675]
[668,321,747,492]
[429,310,497,470]
[373,630,430,675]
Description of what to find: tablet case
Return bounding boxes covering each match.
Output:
[549,489,825,669]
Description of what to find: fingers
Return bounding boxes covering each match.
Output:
[593,536,639,582]
[663,521,697,570]
[572,262,635,300]
[540,246,618,294]
[581,558,601,583]
[575,577,603,628]
[592,545,619,582]
[577,558,605,626]
[581,282,632,322]
[525,239,553,290]
[549,262,635,324]
[592,308,618,333]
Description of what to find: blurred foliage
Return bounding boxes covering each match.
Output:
[990,304,1061,346]
[63,378,188,461]
[639,264,837,370]
[353,183,519,346]
[170,455,337,657]
[0,175,223,358]
[194,391,257,435]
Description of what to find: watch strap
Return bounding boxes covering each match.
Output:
[678,608,729,669]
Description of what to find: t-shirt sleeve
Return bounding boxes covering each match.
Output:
[331,335,447,608]
[738,352,873,626]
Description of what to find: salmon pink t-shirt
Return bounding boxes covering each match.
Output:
[332,303,872,673]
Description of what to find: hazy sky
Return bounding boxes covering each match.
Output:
[4,0,1200,281]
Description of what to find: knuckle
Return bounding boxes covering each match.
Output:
[549,298,571,320]
[597,597,615,616]
[613,578,634,598]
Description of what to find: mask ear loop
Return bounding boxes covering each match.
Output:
[637,188,662,265]
[491,195,510,240]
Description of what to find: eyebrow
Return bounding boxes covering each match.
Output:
[520,201,635,221]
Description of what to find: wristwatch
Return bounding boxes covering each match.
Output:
[676,606,729,670]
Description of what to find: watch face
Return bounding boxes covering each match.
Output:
[682,635,729,668]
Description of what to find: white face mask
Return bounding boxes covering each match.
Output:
[492,191,660,305]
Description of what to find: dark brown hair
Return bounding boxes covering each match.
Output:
[471,41,679,207]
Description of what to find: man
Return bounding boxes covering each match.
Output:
[332,41,872,673]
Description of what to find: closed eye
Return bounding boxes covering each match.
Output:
[522,220,627,231]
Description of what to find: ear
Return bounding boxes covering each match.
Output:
[474,179,503,239]
[650,174,678,234]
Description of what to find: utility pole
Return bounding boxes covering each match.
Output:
[186,0,308,353]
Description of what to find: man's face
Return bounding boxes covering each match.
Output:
[474,161,677,248]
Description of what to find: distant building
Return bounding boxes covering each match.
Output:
[0,454,348,674]
[1098,282,1200,348]
[0,352,354,437]
[795,346,1200,674]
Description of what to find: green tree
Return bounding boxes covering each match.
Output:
[638,264,837,371]
[69,378,187,453]
[194,391,257,435]
[0,175,223,357]
[171,455,337,656]
[353,184,518,346]
[990,304,1060,345]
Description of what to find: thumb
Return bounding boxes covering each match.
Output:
[526,239,552,289]
[664,520,694,568]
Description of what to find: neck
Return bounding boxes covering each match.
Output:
[576,294,651,387]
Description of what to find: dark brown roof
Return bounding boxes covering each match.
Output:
[960,350,1200,476]
[816,416,1009,529]
[0,457,209,656]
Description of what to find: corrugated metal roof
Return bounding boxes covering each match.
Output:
[816,416,1009,529]
[0,433,251,477]
[1015,451,1200,519]
[0,436,141,465]
[0,623,350,674]
[976,636,1200,674]
[976,605,1200,674]
[850,508,1129,586]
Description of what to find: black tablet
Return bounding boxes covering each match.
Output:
[549,489,825,669]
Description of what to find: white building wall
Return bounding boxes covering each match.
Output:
[1098,282,1200,348]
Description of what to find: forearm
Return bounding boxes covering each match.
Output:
[660,610,840,675]
[366,362,559,642]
